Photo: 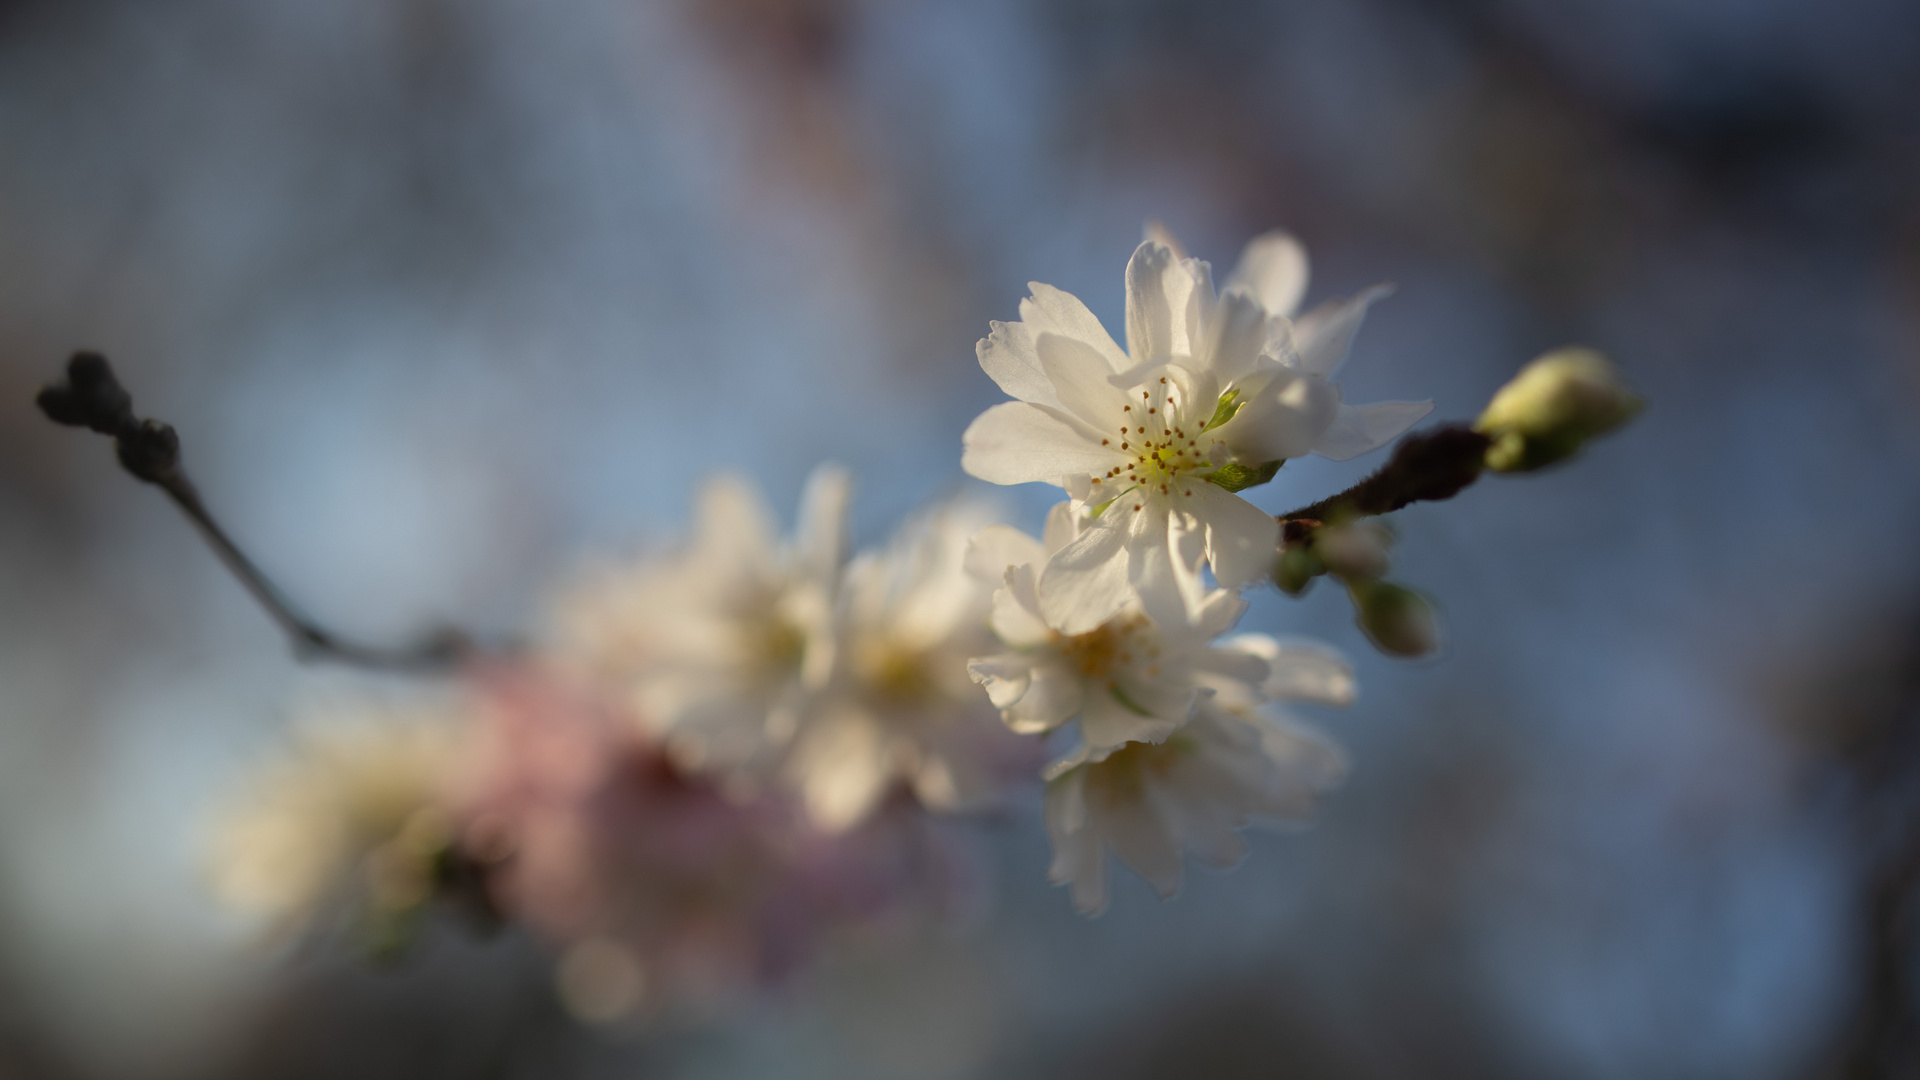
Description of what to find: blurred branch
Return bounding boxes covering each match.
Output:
[36,351,471,673]
[1787,616,1920,1079]
[1836,834,1920,1079]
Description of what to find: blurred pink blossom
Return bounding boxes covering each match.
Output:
[447,660,977,1018]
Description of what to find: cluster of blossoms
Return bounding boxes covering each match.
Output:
[204,225,1639,1017]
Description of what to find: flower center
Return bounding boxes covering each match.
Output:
[1088,375,1225,507]
[854,640,937,707]
[1080,732,1195,803]
[1053,613,1152,679]
[746,616,807,677]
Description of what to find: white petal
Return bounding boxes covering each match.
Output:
[1127,510,1208,627]
[1212,368,1339,462]
[788,707,891,832]
[1293,284,1392,378]
[966,654,1034,709]
[1230,636,1356,705]
[1313,400,1434,461]
[1256,716,1350,797]
[1080,682,1184,755]
[1037,332,1131,428]
[989,564,1055,646]
[1224,231,1309,319]
[961,402,1124,486]
[794,463,852,583]
[1205,289,1270,386]
[1124,241,1179,365]
[1097,777,1184,898]
[1190,641,1271,691]
[1020,283,1130,373]
[1187,483,1281,590]
[1042,740,1093,783]
[1037,518,1133,635]
[692,475,777,572]
[1186,586,1251,640]
[1004,663,1087,734]
[964,525,1046,584]
[1043,773,1109,915]
[1173,257,1218,360]
[1040,501,1082,556]
[976,320,1060,407]
[913,757,962,813]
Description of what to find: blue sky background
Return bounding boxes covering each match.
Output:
[1,0,1918,1076]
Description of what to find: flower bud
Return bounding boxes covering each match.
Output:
[1475,347,1642,472]
[1274,541,1324,596]
[1315,521,1392,580]
[1347,578,1439,657]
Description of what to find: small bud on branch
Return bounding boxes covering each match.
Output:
[37,352,474,673]
[1274,349,1639,659]
[1476,348,1642,473]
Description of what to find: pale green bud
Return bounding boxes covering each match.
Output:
[1348,578,1439,657]
[1316,521,1392,580]
[1274,542,1324,596]
[1476,347,1642,472]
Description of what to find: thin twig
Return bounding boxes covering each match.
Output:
[37,351,472,673]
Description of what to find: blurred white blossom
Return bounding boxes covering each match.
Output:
[965,503,1276,761]
[450,661,968,1019]
[554,466,851,779]
[1041,639,1355,914]
[782,498,1040,832]
[961,228,1431,632]
[208,707,459,937]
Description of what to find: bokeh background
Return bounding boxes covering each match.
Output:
[3,0,1919,1076]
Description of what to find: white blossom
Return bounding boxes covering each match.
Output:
[782,498,1033,831]
[1040,637,1356,915]
[553,466,850,778]
[961,228,1431,633]
[964,503,1273,760]
[208,709,457,933]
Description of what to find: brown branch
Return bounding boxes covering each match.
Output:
[1278,424,1492,528]
[37,352,472,673]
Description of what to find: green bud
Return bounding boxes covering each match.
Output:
[1274,542,1325,596]
[1348,578,1439,657]
[1475,347,1642,472]
[1315,521,1392,580]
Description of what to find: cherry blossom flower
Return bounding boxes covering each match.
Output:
[449,661,970,1019]
[1039,638,1356,914]
[553,465,850,780]
[961,229,1431,633]
[964,503,1275,761]
[781,499,1041,832]
[207,706,459,938]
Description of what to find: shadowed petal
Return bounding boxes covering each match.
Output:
[1038,332,1132,427]
[1037,518,1132,634]
[1293,284,1393,378]
[1021,283,1130,372]
[1224,231,1309,319]
[1313,400,1434,461]
[1187,483,1281,590]
[962,402,1125,485]
[977,319,1060,407]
